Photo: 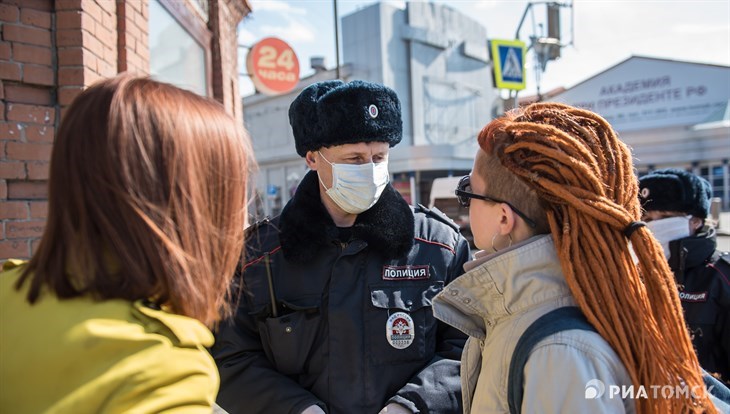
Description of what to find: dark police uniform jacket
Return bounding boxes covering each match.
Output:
[668,228,730,384]
[212,171,470,414]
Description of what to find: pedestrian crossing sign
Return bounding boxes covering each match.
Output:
[490,39,526,90]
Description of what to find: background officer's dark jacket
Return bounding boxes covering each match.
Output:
[213,171,470,414]
[668,228,730,384]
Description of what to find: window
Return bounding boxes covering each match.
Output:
[149,0,211,96]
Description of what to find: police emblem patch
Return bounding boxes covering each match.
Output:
[368,104,378,118]
[386,312,414,349]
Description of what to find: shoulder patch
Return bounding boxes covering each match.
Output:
[132,301,213,348]
[415,203,459,232]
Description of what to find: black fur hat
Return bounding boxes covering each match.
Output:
[288,80,402,157]
[638,168,712,218]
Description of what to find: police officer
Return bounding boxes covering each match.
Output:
[212,80,470,414]
[639,168,730,385]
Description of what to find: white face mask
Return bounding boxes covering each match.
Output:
[646,216,691,259]
[317,151,390,214]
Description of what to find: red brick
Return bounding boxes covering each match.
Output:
[82,30,105,60]
[101,8,114,29]
[55,0,82,11]
[25,125,53,143]
[56,10,83,29]
[0,201,28,219]
[2,24,51,48]
[0,61,22,81]
[97,0,115,14]
[58,86,84,106]
[7,180,47,199]
[0,42,10,60]
[0,4,20,22]
[57,47,84,66]
[0,122,23,140]
[0,102,4,120]
[3,84,52,105]
[0,240,30,260]
[29,200,47,218]
[6,142,52,161]
[0,180,7,199]
[26,161,49,180]
[12,43,52,65]
[83,0,103,26]
[23,64,54,86]
[6,103,54,124]
[56,29,83,47]
[4,0,52,12]
[95,23,116,50]
[20,8,51,29]
[58,67,85,86]
[0,162,25,179]
[5,220,45,239]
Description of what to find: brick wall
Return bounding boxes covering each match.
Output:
[1,0,55,259]
[0,0,250,261]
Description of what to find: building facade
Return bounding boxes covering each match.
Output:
[553,56,730,209]
[245,2,497,217]
[0,0,251,260]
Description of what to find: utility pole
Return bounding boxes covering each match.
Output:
[333,0,340,79]
[514,1,574,102]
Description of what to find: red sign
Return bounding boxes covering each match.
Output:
[246,37,300,96]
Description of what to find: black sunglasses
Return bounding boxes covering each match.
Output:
[455,175,537,228]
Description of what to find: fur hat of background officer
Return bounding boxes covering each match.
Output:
[288,80,402,157]
[638,168,712,218]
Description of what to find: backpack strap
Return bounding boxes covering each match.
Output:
[507,307,597,414]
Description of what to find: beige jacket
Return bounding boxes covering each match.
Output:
[433,235,636,413]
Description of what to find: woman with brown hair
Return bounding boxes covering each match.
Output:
[0,75,250,413]
[432,102,718,413]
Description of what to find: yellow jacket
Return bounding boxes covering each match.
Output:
[0,260,219,414]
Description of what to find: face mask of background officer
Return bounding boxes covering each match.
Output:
[211,79,471,414]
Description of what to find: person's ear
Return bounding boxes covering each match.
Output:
[498,203,517,236]
[305,151,319,171]
[689,216,704,233]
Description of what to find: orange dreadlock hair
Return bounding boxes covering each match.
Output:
[479,102,715,414]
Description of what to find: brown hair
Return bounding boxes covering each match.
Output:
[473,149,551,234]
[478,102,714,413]
[17,75,251,327]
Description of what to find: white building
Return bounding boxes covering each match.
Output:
[552,56,730,209]
[244,2,496,217]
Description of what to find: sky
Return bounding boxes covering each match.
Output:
[237,0,730,98]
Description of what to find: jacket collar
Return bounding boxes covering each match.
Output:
[668,227,717,279]
[669,227,717,272]
[278,170,414,263]
[433,235,568,338]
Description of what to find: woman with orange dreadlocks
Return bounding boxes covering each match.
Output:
[432,102,719,413]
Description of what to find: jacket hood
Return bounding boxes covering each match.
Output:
[279,170,414,263]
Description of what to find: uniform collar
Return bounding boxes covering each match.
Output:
[279,170,414,263]
[433,235,568,339]
[668,227,717,274]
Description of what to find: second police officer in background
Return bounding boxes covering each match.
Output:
[212,80,470,414]
[639,169,730,385]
